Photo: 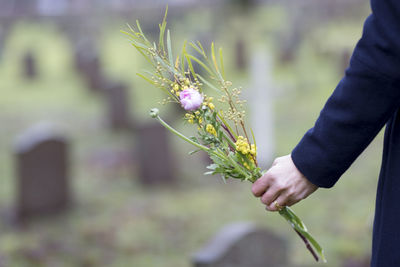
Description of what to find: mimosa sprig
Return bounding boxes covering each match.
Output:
[122,8,326,263]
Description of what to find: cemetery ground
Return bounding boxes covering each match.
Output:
[0,7,377,267]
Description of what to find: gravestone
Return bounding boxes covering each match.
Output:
[22,51,37,80]
[136,123,175,185]
[74,42,105,92]
[14,123,70,222]
[104,81,133,130]
[235,38,247,70]
[249,51,275,169]
[192,222,288,267]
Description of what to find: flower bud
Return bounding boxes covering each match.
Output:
[179,88,203,111]
[149,108,159,118]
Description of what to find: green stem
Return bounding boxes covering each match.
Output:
[226,153,251,179]
[154,114,210,152]
[223,132,236,149]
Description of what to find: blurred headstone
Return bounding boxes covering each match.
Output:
[278,11,304,64]
[22,51,37,80]
[279,30,301,64]
[235,38,247,70]
[74,42,105,92]
[14,123,70,222]
[249,51,274,168]
[104,81,133,130]
[192,222,288,267]
[136,123,175,185]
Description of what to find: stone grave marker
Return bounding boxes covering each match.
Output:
[22,51,37,80]
[192,222,288,267]
[136,123,175,185]
[74,42,105,92]
[14,123,70,222]
[249,51,275,169]
[235,38,247,70]
[104,81,133,130]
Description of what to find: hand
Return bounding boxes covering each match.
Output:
[251,154,318,211]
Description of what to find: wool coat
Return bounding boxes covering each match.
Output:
[290,0,400,266]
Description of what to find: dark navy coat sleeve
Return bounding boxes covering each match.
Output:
[291,0,400,188]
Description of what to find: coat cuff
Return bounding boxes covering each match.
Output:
[291,139,340,188]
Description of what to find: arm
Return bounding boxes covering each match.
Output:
[252,1,400,210]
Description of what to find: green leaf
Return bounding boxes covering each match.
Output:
[189,136,200,143]
[197,74,220,92]
[217,112,238,139]
[250,128,257,148]
[185,55,214,76]
[286,207,307,230]
[279,207,327,263]
[189,42,206,58]
[184,43,197,79]
[206,164,218,170]
[219,47,225,79]
[136,73,155,85]
[211,42,219,73]
[211,42,224,81]
[120,29,138,40]
[167,30,174,67]
[180,41,187,74]
[159,6,168,55]
[135,20,151,46]
[189,149,202,155]
[196,41,207,58]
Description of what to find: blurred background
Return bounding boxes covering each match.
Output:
[0,0,379,266]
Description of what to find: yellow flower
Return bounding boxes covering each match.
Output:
[247,154,255,164]
[235,136,250,154]
[243,162,250,170]
[206,124,217,136]
[198,117,203,124]
[173,84,180,91]
[250,144,257,156]
[208,103,215,110]
[185,113,195,124]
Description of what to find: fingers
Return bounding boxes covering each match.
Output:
[251,154,318,212]
[251,174,271,197]
[261,186,281,208]
[266,192,297,211]
[264,186,315,211]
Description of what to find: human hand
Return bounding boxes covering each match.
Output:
[251,154,318,211]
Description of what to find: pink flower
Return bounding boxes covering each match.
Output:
[179,88,203,111]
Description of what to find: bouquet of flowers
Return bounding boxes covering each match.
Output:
[122,7,326,263]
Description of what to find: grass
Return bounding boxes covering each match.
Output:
[0,5,380,267]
